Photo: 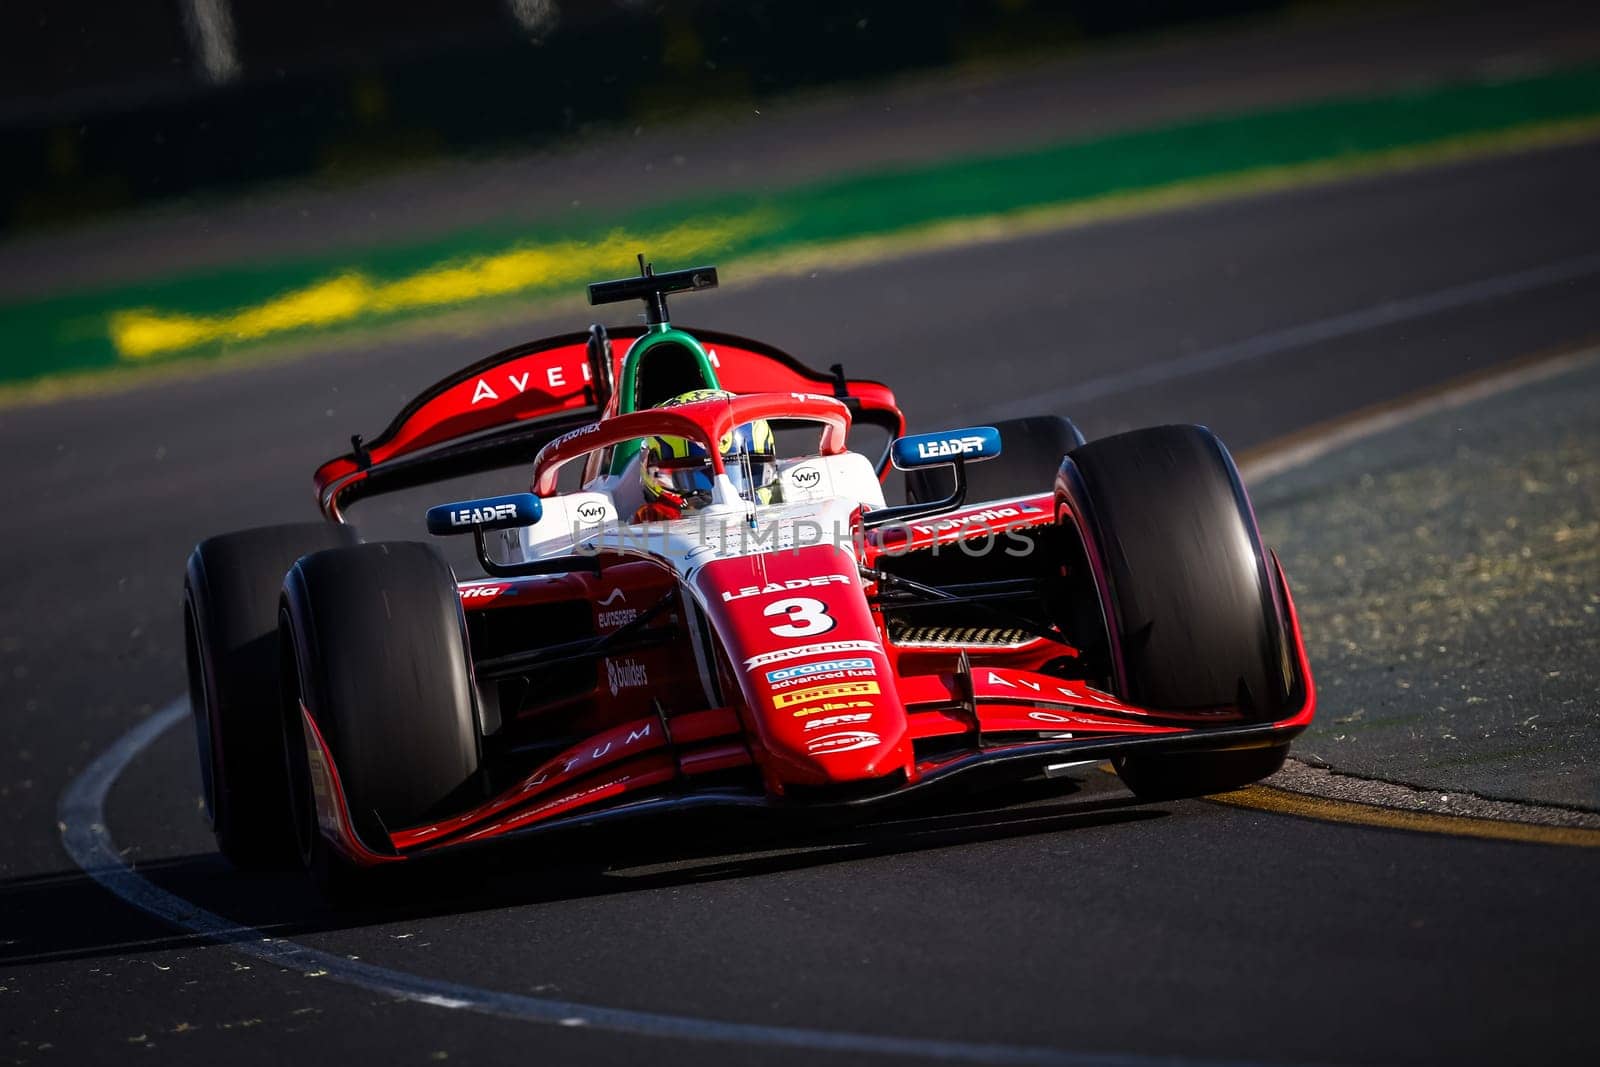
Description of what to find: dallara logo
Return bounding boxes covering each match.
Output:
[774,681,879,709]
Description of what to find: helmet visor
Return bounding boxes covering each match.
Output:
[652,455,716,503]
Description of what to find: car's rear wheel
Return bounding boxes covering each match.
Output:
[905,414,1085,504]
[278,541,483,901]
[184,523,359,869]
[1055,424,1297,799]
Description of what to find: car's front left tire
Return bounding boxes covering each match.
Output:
[184,522,360,869]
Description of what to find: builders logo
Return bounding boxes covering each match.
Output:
[773,681,879,710]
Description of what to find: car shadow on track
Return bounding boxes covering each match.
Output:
[7,776,1165,967]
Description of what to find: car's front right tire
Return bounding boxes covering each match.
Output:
[1055,424,1300,800]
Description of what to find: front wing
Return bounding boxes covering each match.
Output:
[295,552,1315,866]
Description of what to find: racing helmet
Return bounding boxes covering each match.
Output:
[640,389,779,514]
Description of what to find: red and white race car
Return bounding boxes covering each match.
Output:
[184,261,1314,898]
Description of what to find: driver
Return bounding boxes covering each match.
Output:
[634,389,779,522]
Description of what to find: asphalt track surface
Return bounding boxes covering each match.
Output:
[3,140,1600,1066]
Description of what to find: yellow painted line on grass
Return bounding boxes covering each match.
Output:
[101,111,1600,363]
[109,213,770,359]
[1214,785,1600,847]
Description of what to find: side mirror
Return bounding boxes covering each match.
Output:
[426,493,542,536]
[889,426,1001,470]
[863,427,1002,530]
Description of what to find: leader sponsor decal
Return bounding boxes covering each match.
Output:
[720,574,851,603]
[806,730,880,755]
[574,500,610,523]
[802,712,872,731]
[743,639,883,671]
[914,434,988,460]
[448,502,520,527]
[774,680,880,711]
[606,657,649,696]
[458,585,506,600]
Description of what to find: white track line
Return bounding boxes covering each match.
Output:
[977,251,1600,423]
[58,700,1284,1066]
[1239,344,1600,483]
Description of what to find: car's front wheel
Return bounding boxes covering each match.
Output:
[278,541,483,901]
[1056,424,1298,800]
[184,522,359,868]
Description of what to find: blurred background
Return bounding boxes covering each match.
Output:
[3,0,1281,232]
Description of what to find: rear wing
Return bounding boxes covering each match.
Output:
[312,326,905,520]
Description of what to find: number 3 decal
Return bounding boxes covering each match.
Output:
[764,597,834,638]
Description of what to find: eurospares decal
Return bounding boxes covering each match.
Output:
[742,639,883,670]
[775,681,880,711]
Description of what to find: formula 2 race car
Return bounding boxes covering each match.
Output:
[183,259,1315,898]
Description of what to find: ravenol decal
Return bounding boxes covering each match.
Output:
[776,681,880,711]
[766,658,874,685]
[742,640,883,670]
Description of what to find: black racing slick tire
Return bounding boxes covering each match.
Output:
[1055,424,1297,800]
[905,414,1086,504]
[1112,743,1290,802]
[279,541,482,899]
[184,522,360,869]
